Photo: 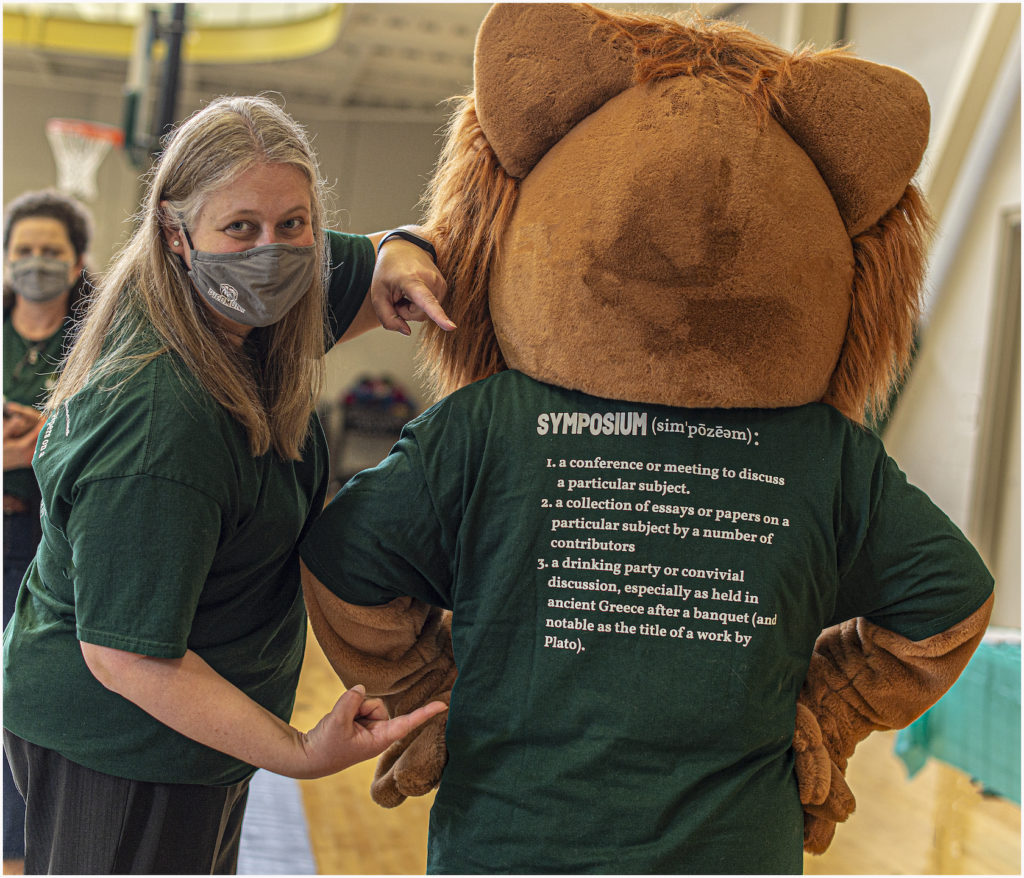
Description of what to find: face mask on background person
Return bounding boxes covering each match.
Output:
[8,255,73,303]
[182,227,318,328]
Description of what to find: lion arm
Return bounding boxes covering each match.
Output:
[301,561,456,806]
[795,594,993,853]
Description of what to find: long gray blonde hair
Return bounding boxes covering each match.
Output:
[46,95,330,460]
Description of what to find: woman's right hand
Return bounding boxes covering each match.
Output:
[80,642,447,781]
[297,685,448,779]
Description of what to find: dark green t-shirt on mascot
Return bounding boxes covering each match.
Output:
[300,369,993,875]
[3,312,69,509]
[3,231,374,786]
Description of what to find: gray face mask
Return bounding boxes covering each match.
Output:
[183,228,318,328]
[8,255,72,303]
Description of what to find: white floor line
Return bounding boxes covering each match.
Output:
[238,769,317,875]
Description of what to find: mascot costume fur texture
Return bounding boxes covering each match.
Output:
[299,4,994,873]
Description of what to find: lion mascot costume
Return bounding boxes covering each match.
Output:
[298,5,993,872]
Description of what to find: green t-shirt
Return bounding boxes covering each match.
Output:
[2,231,374,785]
[3,314,69,504]
[300,370,993,874]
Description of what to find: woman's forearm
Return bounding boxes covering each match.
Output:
[79,640,444,779]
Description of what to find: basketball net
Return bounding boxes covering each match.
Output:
[45,118,125,202]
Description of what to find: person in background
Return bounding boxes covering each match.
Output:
[2,95,451,875]
[2,189,94,874]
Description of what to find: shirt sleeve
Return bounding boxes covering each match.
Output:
[830,437,993,640]
[67,474,222,658]
[300,429,453,609]
[324,230,376,344]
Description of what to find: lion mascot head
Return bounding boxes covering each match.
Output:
[418,3,931,424]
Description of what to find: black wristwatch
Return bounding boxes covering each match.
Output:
[378,229,437,263]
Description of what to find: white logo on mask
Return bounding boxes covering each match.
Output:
[206,283,246,313]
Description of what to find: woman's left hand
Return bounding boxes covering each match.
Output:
[370,237,454,336]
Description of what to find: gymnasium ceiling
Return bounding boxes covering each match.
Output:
[4,3,1019,229]
[3,4,491,124]
[3,3,730,127]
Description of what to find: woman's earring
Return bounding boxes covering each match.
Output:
[172,240,180,247]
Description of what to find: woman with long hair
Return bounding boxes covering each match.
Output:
[2,95,449,874]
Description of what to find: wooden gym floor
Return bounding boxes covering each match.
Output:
[293,626,1021,875]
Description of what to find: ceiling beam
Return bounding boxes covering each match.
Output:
[919,3,1021,225]
[779,3,844,50]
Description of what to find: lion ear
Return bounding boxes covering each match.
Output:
[778,55,930,236]
[473,3,634,178]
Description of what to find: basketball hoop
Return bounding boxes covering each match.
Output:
[45,118,125,202]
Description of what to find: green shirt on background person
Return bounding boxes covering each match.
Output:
[3,231,372,785]
[300,369,994,874]
[3,314,67,506]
